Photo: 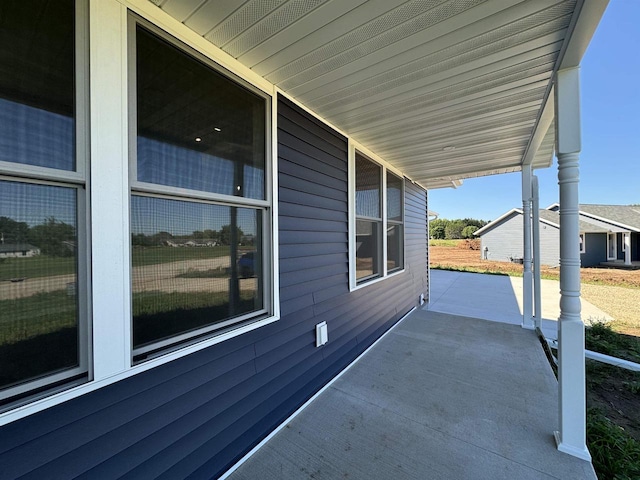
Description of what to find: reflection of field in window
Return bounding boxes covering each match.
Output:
[131,243,261,349]
[0,275,78,388]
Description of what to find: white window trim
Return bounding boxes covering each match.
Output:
[0,0,280,425]
[579,232,586,254]
[348,141,406,291]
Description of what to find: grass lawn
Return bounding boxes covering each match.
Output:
[0,256,75,280]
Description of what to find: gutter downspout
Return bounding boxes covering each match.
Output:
[532,175,542,330]
[522,165,534,329]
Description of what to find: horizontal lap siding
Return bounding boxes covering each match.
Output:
[0,95,428,479]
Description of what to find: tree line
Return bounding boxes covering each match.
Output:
[430,218,488,240]
[132,225,247,247]
[0,216,75,257]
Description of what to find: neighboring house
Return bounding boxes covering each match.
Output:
[0,244,40,258]
[0,1,606,477]
[476,204,640,267]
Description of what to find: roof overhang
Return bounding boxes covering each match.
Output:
[145,0,608,189]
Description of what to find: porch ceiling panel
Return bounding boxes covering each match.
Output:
[151,0,605,189]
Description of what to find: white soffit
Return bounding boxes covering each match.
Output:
[150,0,606,188]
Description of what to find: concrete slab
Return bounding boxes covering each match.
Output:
[227,310,596,480]
[428,270,612,339]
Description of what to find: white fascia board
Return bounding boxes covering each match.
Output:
[559,0,610,70]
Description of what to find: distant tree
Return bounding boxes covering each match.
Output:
[132,233,153,247]
[462,225,479,238]
[0,216,30,244]
[430,224,445,239]
[28,217,75,256]
[444,220,465,239]
[219,225,245,245]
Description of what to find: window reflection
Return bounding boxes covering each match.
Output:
[131,196,263,352]
[136,27,265,199]
[0,0,76,171]
[356,219,381,281]
[0,181,78,391]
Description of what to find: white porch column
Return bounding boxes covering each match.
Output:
[522,165,534,329]
[532,175,542,329]
[624,233,632,265]
[554,67,590,461]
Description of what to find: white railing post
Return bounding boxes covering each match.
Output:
[532,175,542,329]
[554,67,590,461]
[522,164,534,329]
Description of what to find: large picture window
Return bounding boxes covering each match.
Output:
[130,22,270,361]
[352,151,404,287]
[0,0,88,405]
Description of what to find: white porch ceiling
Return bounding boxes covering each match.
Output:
[148,0,607,189]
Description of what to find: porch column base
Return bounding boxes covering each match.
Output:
[554,431,592,462]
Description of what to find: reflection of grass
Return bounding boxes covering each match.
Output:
[0,290,77,345]
[132,246,233,267]
[133,290,259,348]
[0,291,78,389]
[175,268,228,279]
[0,256,75,280]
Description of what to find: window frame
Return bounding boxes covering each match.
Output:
[127,16,275,362]
[0,0,91,407]
[579,232,586,254]
[348,142,405,290]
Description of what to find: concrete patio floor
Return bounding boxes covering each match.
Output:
[227,309,596,480]
[428,269,612,340]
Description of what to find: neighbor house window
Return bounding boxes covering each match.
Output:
[0,0,88,405]
[130,22,270,361]
[579,233,586,253]
[352,151,404,287]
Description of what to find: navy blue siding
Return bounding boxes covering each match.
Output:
[581,233,607,267]
[0,94,428,479]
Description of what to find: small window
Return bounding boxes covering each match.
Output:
[579,233,586,254]
[351,151,404,288]
[0,0,88,405]
[130,23,271,361]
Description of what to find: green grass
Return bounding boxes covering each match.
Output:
[587,408,640,480]
[0,256,75,280]
[175,268,229,279]
[429,239,461,247]
[0,290,77,345]
[586,322,640,363]
[431,265,510,276]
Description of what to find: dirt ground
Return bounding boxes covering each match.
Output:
[430,245,640,288]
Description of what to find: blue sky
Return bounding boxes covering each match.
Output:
[428,0,640,222]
